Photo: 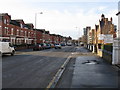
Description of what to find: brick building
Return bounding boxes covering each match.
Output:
[81,26,91,47]
[0,13,72,50]
[81,14,116,55]
[0,13,36,46]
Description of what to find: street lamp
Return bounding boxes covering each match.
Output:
[35,12,43,45]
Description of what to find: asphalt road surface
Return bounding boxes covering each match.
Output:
[2,46,75,88]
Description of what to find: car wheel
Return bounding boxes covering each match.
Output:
[11,51,15,56]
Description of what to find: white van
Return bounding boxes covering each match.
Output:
[0,42,15,56]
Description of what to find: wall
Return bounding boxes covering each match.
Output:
[102,44,113,64]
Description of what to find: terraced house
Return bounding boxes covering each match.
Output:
[0,13,72,50]
[0,13,36,45]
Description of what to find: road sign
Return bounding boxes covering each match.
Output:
[98,34,105,40]
[104,34,113,43]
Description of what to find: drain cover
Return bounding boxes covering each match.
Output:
[82,60,99,64]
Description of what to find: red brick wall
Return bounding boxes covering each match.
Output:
[36,30,43,44]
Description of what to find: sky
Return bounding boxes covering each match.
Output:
[0,0,119,39]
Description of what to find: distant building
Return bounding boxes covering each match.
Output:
[82,26,91,47]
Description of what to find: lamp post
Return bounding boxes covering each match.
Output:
[35,12,43,45]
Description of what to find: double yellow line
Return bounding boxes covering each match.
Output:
[46,55,72,90]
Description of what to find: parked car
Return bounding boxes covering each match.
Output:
[67,42,72,46]
[40,43,47,49]
[0,42,15,56]
[55,44,61,49]
[50,44,55,48]
[61,43,66,46]
[46,44,51,49]
[33,44,42,51]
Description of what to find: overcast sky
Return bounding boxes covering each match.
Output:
[0,0,119,39]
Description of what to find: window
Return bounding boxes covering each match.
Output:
[11,28,14,35]
[4,27,7,34]
[4,19,6,24]
[25,31,27,37]
[20,24,23,28]
[28,32,30,37]
[17,29,19,36]
[6,27,9,35]
[7,19,9,23]
[21,30,23,36]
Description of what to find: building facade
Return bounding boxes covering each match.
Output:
[0,13,36,45]
[81,14,116,56]
[0,13,72,49]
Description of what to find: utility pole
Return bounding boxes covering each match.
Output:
[35,12,43,45]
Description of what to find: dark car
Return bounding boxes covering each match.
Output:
[33,44,42,51]
[45,44,51,49]
[40,43,47,49]
[50,44,55,48]
[61,43,66,46]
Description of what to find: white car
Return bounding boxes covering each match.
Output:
[0,42,15,56]
[55,44,61,49]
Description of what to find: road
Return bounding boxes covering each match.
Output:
[2,46,75,88]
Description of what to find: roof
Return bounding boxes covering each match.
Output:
[24,24,32,29]
[0,13,11,20]
[33,29,45,33]
[26,23,34,27]
[0,13,11,17]
[10,20,20,27]
[45,31,49,34]
[14,19,25,24]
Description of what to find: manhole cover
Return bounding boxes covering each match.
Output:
[82,60,99,64]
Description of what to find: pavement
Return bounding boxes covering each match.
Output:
[71,47,119,88]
